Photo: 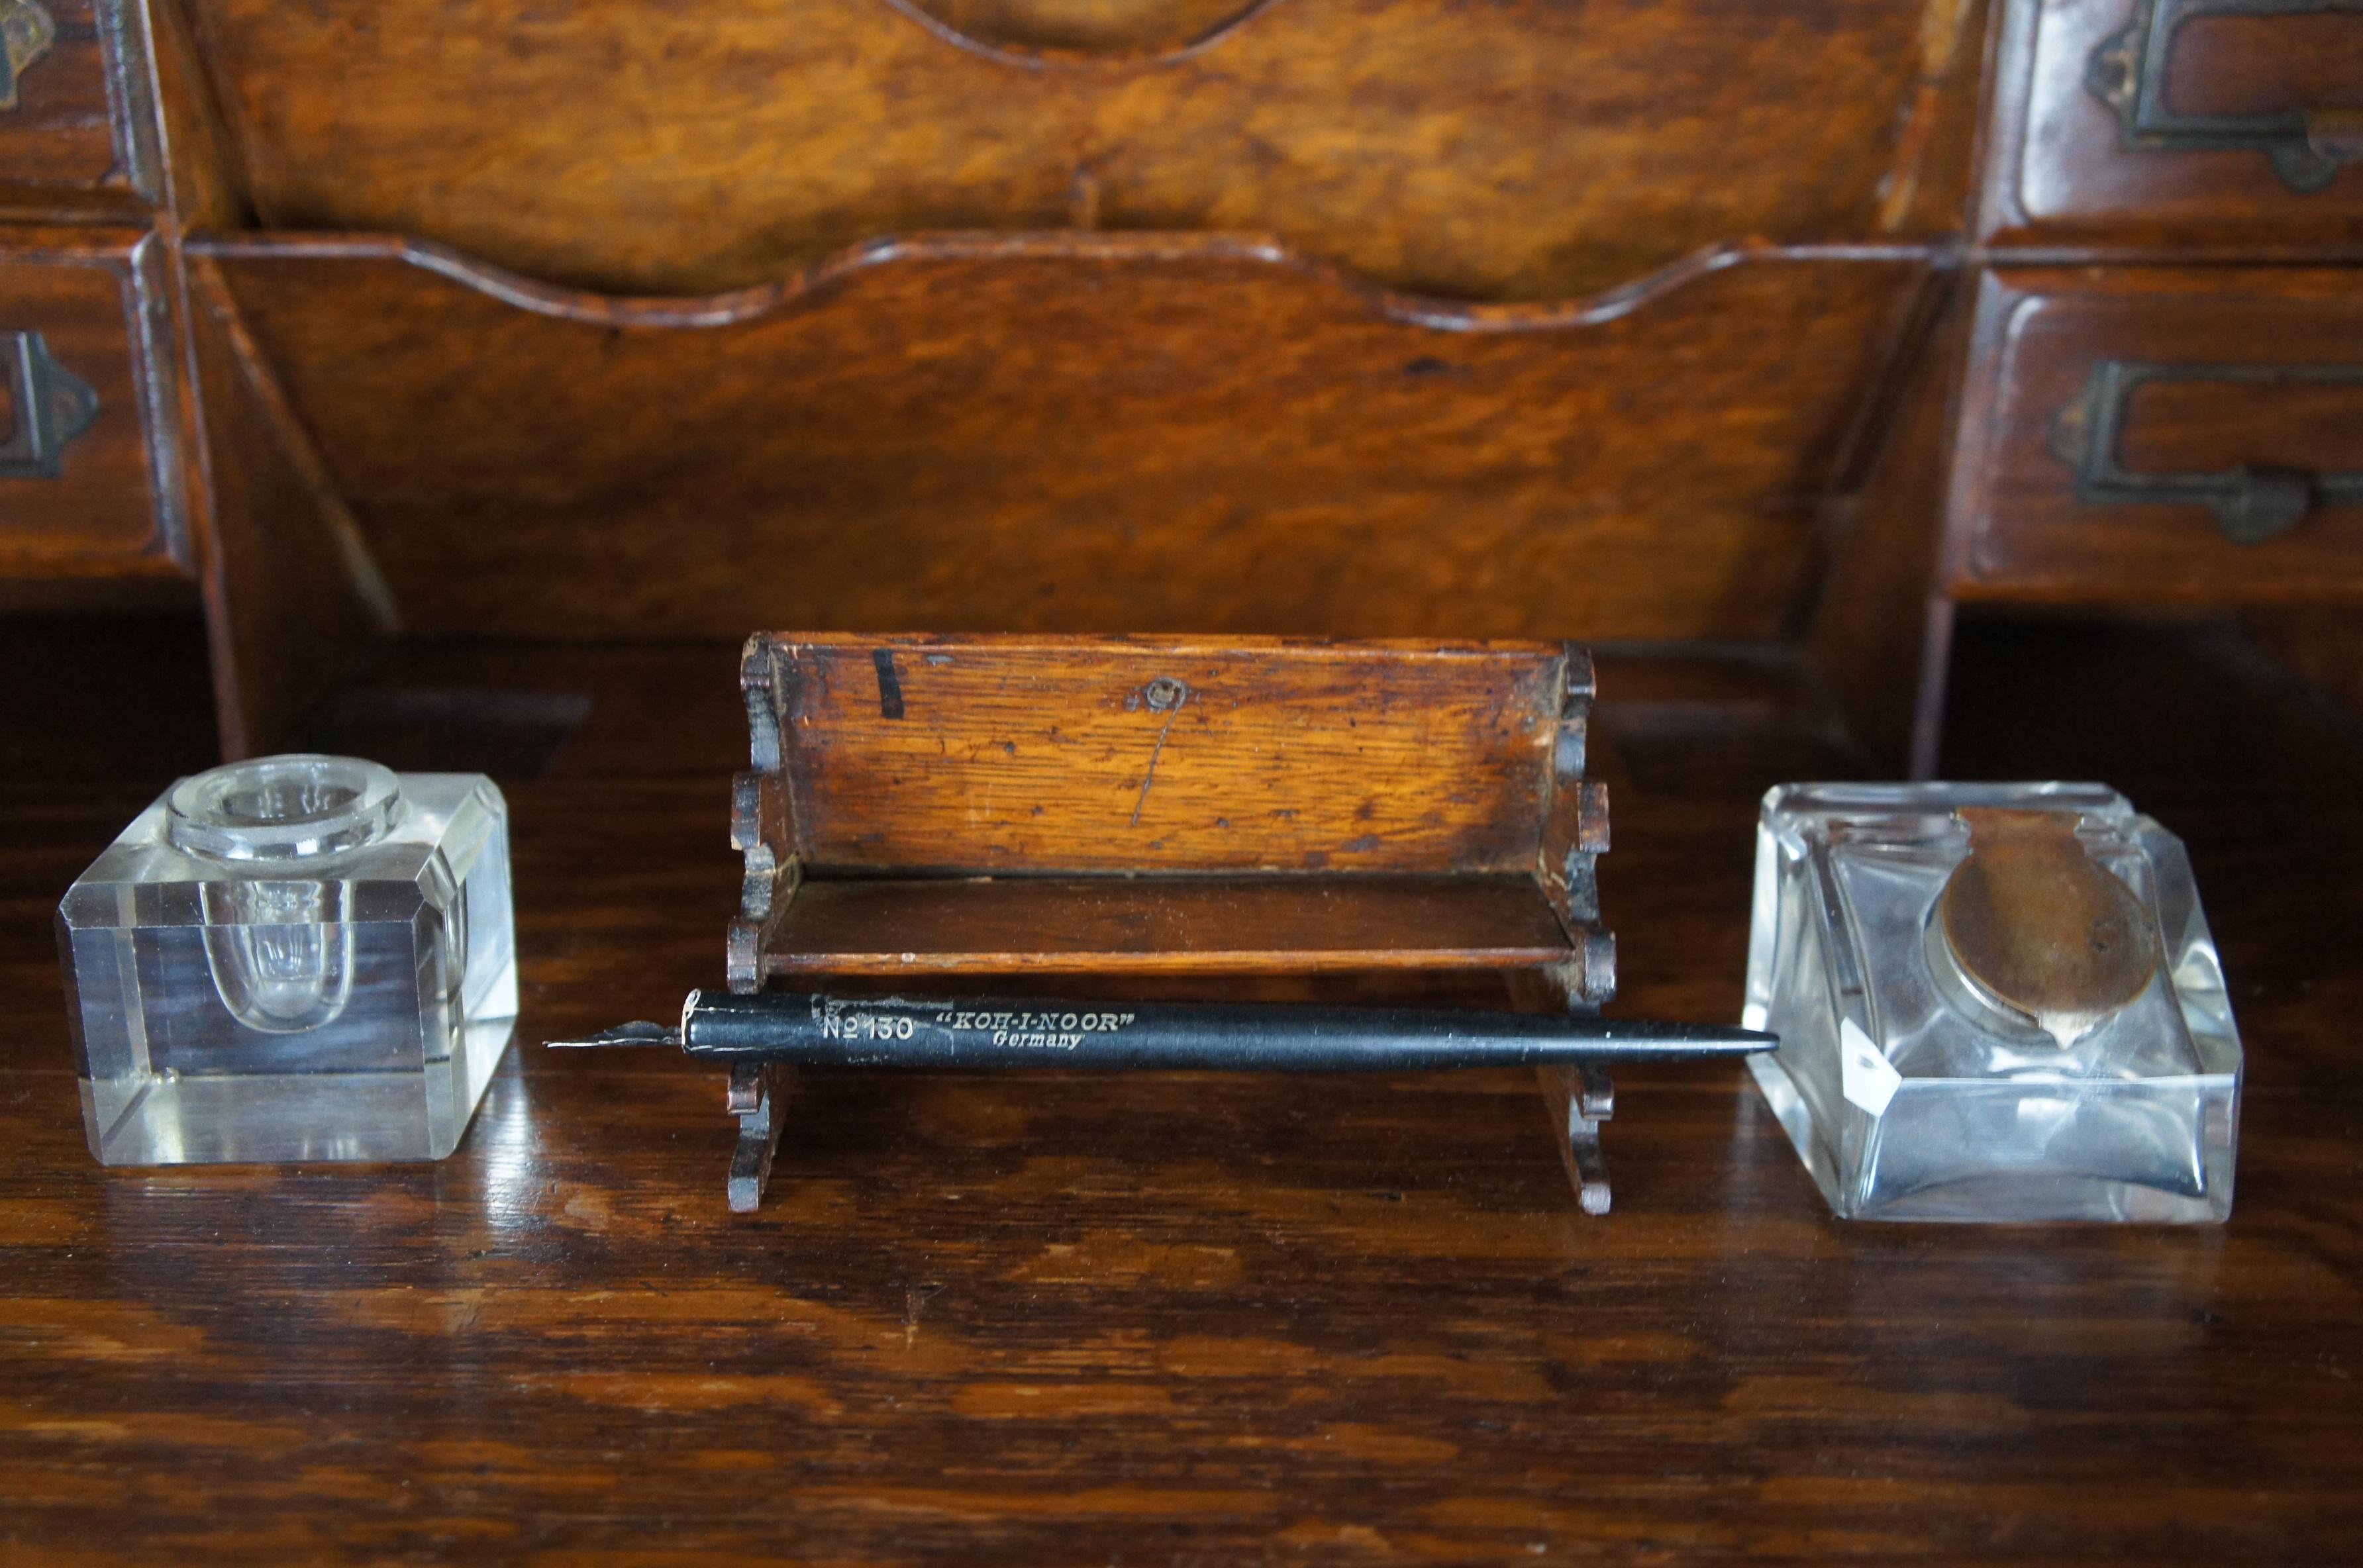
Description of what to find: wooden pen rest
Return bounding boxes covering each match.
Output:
[724,633,1616,1212]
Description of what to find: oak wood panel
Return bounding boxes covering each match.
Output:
[0,226,179,577]
[760,636,1565,875]
[182,254,381,757]
[144,0,244,230]
[1980,0,2363,248]
[1948,266,2363,601]
[6,624,2363,1561]
[1874,0,1993,238]
[195,232,1929,646]
[1808,277,1970,776]
[187,0,1948,299]
[911,0,1259,53]
[768,873,1574,975]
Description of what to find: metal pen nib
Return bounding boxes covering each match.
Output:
[548,1020,681,1050]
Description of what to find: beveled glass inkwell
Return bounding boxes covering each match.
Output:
[57,754,517,1164]
[1745,783,2240,1222]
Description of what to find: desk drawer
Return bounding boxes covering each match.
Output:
[0,226,185,576]
[1984,0,2363,247]
[1950,266,2363,601]
[0,0,158,199]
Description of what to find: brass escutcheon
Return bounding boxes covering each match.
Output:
[0,0,56,112]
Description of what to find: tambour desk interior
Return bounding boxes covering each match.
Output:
[0,0,2356,766]
[2,0,2363,1557]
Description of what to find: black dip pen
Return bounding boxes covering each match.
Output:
[550,989,1774,1071]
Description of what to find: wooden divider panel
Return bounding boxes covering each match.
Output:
[195,232,1929,645]
[186,0,1955,298]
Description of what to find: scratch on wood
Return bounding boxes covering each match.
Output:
[903,1283,942,1349]
[1129,677,1189,827]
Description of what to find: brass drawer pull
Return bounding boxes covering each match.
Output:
[2086,0,2363,193]
[0,328,98,479]
[0,0,52,111]
[2049,358,2363,545]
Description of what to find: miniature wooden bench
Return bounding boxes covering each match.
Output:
[723,634,1617,1212]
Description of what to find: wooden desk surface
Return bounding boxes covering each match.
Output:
[3,618,2360,1564]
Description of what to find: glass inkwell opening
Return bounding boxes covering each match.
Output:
[166,754,403,862]
[168,757,405,1036]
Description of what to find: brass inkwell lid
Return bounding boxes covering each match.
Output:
[1936,807,2161,1045]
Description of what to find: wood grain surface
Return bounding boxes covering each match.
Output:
[758,636,1568,874]
[768,873,1576,975]
[4,618,2362,1561]
[181,252,385,759]
[908,0,1260,52]
[1809,274,1972,776]
[184,0,1962,298]
[190,233,1929,646]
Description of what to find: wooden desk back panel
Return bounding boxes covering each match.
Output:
[754,634,1568,874]
[185,0,1966,297]
[193,232,1929,646]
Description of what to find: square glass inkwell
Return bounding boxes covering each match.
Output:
[1744,783,2239,1222]
[57,755,517,1164]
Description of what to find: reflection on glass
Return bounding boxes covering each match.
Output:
[201,879,356,1034]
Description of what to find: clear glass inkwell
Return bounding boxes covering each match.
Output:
[57,755,517,1164]
[1744,783,2239,1222]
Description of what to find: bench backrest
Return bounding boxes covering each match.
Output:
[744,634,1588,875]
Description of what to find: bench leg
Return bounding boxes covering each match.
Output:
[1537,1060,1615,1216]
[725,1061,795,1213]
